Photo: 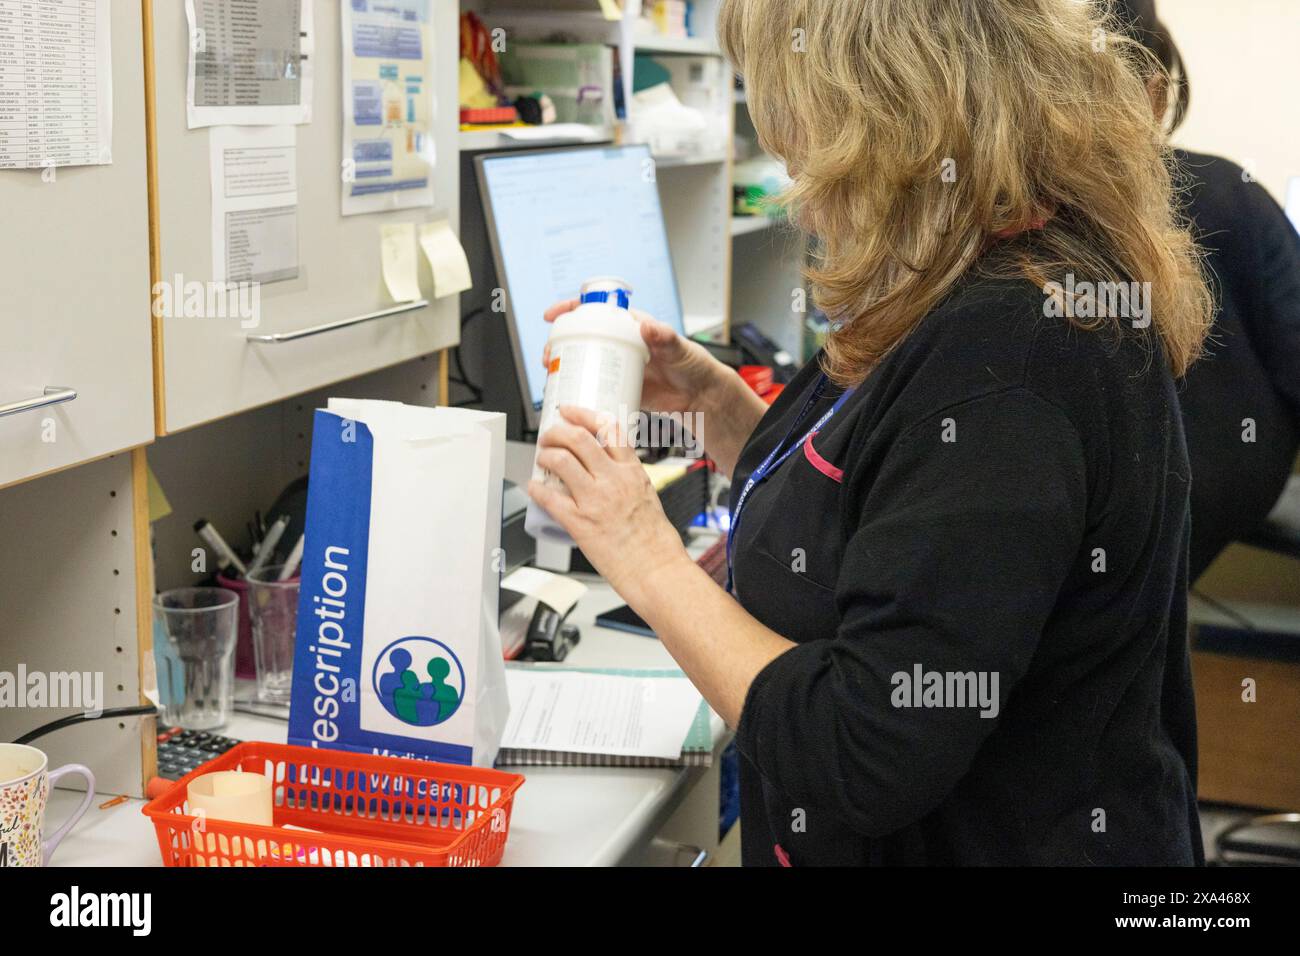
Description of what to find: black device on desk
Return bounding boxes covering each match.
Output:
[523,605,581,662]
[595,603,657,639]
[732,322,799,384]
[595,536,729,638]
[501,586,582,662]
[697,339,747,368]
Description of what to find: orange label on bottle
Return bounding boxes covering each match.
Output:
[548,357,561,374]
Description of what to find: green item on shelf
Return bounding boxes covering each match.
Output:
[735,185,785,218]
[632,54,673,93]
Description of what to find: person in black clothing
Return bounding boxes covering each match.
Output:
[528,0,1213,865]
[1114,0,1300,581]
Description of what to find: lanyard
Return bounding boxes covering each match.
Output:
[726,375,856,591]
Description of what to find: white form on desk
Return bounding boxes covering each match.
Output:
[502,669,703,760]
[0,0,114,169]
[48,532,730,867]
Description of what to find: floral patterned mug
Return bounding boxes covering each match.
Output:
[0,743,95,867]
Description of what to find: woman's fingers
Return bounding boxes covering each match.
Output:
[629,309,681,354]
[544,298,581,323]
[541,299,579,368]
[539,414,615,473]
[559,405,638,464]
[535,446,595,496]
[527,478,578,525]
[640,317,682,353]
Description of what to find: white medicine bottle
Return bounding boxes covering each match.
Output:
[526,278,650,544]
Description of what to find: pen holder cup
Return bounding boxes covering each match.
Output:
[216,573,256,679]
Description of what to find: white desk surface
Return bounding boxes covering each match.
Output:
[48,543,730,868]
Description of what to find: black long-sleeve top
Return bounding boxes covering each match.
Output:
[1175,150,1300,580]
[730,259,1202,866]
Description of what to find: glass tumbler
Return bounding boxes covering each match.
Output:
[246,565,300,704]
[153,587,239,730]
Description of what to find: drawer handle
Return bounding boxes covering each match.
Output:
[0,386,78,420]
[245,299,430,344]
[650,837,709,867]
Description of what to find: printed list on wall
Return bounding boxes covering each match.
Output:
[185,0,314,129]
[0,0,114,170]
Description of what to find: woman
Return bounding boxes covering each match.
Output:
[528,0,1212,865]
[1117,0,1300,581]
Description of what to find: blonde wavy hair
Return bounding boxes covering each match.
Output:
[719,0,1213,383]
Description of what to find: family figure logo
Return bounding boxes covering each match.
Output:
[372,637,464,727]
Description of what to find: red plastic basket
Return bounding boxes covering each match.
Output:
[142,742,524,868]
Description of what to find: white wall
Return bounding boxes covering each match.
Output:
[1162,0,1300,204]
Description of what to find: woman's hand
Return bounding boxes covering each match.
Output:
[543,300,729,417]
[541,300,771,477]
[528,405,693,604]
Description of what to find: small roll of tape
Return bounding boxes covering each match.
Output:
[187,771,273,826]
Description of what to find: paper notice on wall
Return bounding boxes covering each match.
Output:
[341,0,437,216]
[381,222,422,303]
[186,0,314,128]
[419,219,472,298]
[0,0,114,169]
[210,125,299,285]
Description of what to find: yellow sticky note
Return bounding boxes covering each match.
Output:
[380,222,422,303]
[146,466,172,523]
[419,219,473,299]
[597,0,623,22]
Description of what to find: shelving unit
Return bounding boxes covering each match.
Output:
[632,34,720,56]
[0,452,153,796]
[453,0,812,375]
[457,125,613,152]
[471,0,805,355]
[730,215,776,238]
[462,0,735,349]
[655,152,729,169]
[730,74,809,361]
